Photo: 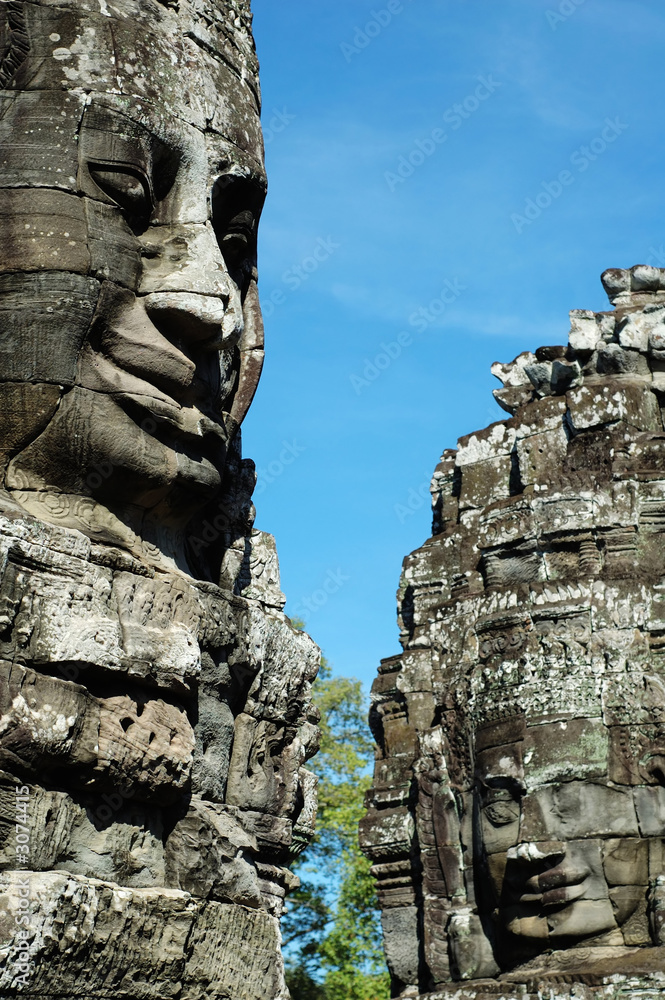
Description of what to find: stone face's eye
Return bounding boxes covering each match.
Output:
[484,798,520,827]
[211,174,264,286]
[481,787,521,827]
[89,164,153,219]
[218,208,256,272]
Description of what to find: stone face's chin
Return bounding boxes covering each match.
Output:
[504,886,617,942]
[7,386,225,513]
[547,898,617,939]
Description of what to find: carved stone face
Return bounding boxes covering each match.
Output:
[474,712,661,951]
[0,2,266,569]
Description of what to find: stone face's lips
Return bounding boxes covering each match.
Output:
[519,878,588,909]
[540,882,587,909]
[79,344,228,448]
[525,864,588,894]
[516,863,589,911]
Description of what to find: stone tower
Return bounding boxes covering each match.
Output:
[361,266,665,998]
[0,1,319,997]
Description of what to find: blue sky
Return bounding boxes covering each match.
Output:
[243,0,665,690]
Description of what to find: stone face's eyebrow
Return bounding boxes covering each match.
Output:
[78,103,182,206]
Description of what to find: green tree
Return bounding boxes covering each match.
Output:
[284,641,390,1000]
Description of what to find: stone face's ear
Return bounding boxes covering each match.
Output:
[447,908,500,981]
[649,876,665,944]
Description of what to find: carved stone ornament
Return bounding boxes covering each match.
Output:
[0,1,320,997]
[361,267,665,999]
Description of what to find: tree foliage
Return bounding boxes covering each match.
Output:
[284,639,390,1000]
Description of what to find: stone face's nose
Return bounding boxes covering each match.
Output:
[139,221,245,355]
[142,290,243,351]
[139,222,237,299]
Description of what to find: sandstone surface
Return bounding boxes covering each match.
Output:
[0,0,320,996]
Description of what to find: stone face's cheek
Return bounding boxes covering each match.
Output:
[0,383,63,480]
[84,199,142,289]
[0,273,99,387]
[603,838,650,887]
[95,297,198,397]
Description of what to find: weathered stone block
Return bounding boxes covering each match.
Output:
[0,662,98,777]
[567,381,661,432]
[359,807,415,860]
[516,425,568,487]
[165,798,261,907]
[381,904,420,987]
[568,308,606,351]
[0,870,285,999]
[522,718,609,786]
[456,422,516,465]
[459,455,512,510]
